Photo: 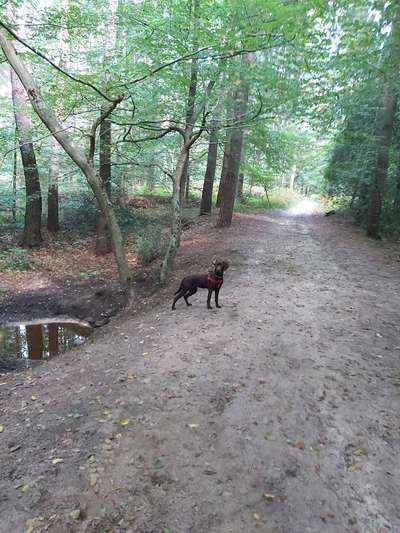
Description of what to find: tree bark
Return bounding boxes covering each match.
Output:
[366,6,400,239]
[0,29,131,289]
[179,0,199,205]
[237,172,244,200]
[10,67,42,247]
[160,146,188,284]
[216,134,230,207]
[289,164,297,192]
[95,0,117,254]
[95,110,112,255]
[47,0,69,233]
[47,138,60,232]
[217,79,249,227]
[12,128,17,223]
[200,125,218,215]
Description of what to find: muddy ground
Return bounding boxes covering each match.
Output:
[1,209,400,533]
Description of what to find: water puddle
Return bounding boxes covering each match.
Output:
[0,320,92,370]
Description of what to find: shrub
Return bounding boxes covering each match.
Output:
[135,225,162,265]
[0,247,31,271]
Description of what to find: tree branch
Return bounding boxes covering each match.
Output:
[0,20,118,102]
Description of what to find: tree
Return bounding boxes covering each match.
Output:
[217,55,251,227]
[366,5,400,238]
[0,29,131,289]
[10,67,42,247]
[199,122,218,215]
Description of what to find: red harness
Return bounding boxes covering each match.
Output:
[208,272,224,290]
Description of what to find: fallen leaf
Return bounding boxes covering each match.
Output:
[348,463,363,472]
[69,509,81,521]
[119,418,130,426]
[127,373,137,380]
[153,458,164,469]
[52,458,63,465]
[0,425,4,433]
[353,447,365,457]
[31,396,37,401]
[294,441,305,450]
[188,423,199,429]
[253,512,260,521]
[263,492,275,501]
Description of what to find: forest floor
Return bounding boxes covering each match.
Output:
[1,206,400,533]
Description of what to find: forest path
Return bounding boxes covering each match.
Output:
[1,209,400,533]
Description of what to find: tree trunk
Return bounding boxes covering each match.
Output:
[366,89,398,238]
[180,157,190,205]
[216,134,230,207]
[237,172,244,200]
[160,146,188,284]
[217,79,249,227]
[200,125,218,215]
[366,6,400,239]
[47,138,60,232]
[179,0,199,205]
[12,128,17,223]
[0,29,131,289]
[10,67,42,247]
[289,164,297,192]
[95,110,112,255]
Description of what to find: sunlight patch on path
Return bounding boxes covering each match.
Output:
[287,198,319,216]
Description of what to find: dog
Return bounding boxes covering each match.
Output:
[172,259,229,310]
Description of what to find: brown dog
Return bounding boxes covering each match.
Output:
[172,259,229,310]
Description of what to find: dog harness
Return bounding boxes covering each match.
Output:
[207,272,224,289]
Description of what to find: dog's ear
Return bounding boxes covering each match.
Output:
[223,261,229,270]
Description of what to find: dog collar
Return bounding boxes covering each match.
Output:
[208,272,224,289]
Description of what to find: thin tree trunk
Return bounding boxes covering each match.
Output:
[200,125,218,215]
[237,172,244,200]
[179,0,199,205]
[47,138,60,232]
[0,29,131,289]
[94,0,117,254]
[160,146,188,284]
[216,135,230,207]
[47,0,69,233]
[264,185,271,206]
[217,78,250,227]
[289,164,297,192]
[10,68,42,247]
[366,6,400,239]
[95,110,112,255]
[12,129,17,223]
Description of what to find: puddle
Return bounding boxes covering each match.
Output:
[0,320,92,370]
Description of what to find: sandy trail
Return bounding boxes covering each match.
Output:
[1,210,400,533]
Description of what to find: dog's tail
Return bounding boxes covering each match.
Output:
[174,281,183,294]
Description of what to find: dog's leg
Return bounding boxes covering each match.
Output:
[215,288,221,308]
[184,287,197,306]
[207,289,213,309]
[172,290,185,310]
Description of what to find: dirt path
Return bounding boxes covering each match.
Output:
[1,210,400,533]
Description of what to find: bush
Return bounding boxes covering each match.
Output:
[0,247,31,271]
[135,225,162,265]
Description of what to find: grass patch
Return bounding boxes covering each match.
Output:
[235,189,298,212]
